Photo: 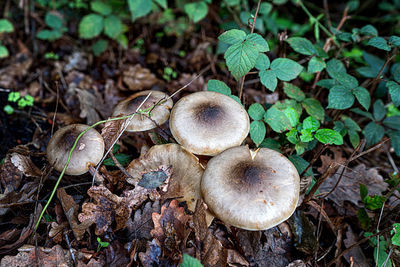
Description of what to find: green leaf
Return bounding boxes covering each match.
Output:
[357,208,371,230]
[357,52,388,78]
[373,100,386,121]
[78,14,104,39]
[0,45,9,58]
[348,130,360,148]
[0,19,14,33]
[300,129,314,143]
[360,24,378,36]
[270,58,303,81]
[328,85,355,109]
[352,86,371,110]
[315,129,343,145]
[387,81,400,107]
[308,57,326,73]
[180,254,203,267]
[229,95,241,104]
[260,138,282,152]
[103,154,131,167]
[351,108,374,120]
[36,30,62,41]
[8,92,20,102]
[91,1,112,15]
[326,58,346,78]
[295,142,307,155]
[286,128,299,144]
[316,79,337,89]
[283,82,305,101]
[138,170,169,189]
[286,37,316,56]
[344,117,361,131]
[302,98,325,121]
[246,33,269,52]
[104,15,123,39]
[288,154,314,177]
[45,12,63,30]
[284,107,299,127]
[264,107,292,132]
[250,120,266,146]
[224,40,259,80]
[116,34,128,49]
[392,223,400,246]
[363,195,385,210]
[259,2,273,14]
[360,183,369,200]
[154,0,167,9]
[207,80,231,95]
[303,116,320,132]
[334,121,347,136]
[92,39,108,56]
[383,116,400,130]
[334,72,359,89]
[218,29,246,44]
[392,64,400,83]
[367,37,391,51]
[363,122,385,147]
[184,2,208,23]
[255,53,270,70]
[128,0,152,21]
[389,36,400,47]
[248,103,265,120]
[259,70,278,91]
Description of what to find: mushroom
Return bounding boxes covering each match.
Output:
[126,143,203,212]
[46,124,105,175]
[112,90,173,132]
[169,91,250,156]
[201,146,300,230]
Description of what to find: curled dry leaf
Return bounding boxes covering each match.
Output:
[0,155,24,192]
[49,222,68,244]
[317,147,346,174]
[150,200,191,262]
[122,64,159,91]
[101,119,125,151]
[126,201,161,240]
[10,153,42,178]
[127,144,204,212]
[319,164,388,206]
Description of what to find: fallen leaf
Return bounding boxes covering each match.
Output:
[122,64,159,91]
[64,51,88,72]
[0,53,32,88]
[139,240,162,267]
[10,153,42,178]
[317,147,346,174]
[343,226,369,267]
[126,201,161,240]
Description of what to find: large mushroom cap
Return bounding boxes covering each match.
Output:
[169,91,250,156]
[46,124,105,175]
[201,146,300,230]
[126,144,204,211]
[112,90,173,132]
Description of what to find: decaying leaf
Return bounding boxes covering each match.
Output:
[0,53,32,88]
[122,64,159,91]
[319,164,388,206]
[101,119,125,151]
[343,226,369,267]
[139,240,162,267]
[49,222,68,243]
[10,153,42,178]
[126,201,161,240]
[317,147,346,174]
[287,211,318,255]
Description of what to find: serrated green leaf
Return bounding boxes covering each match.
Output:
[352,86,371,110]
[286,128,299,144]
[224,40,259,80]
[389,36,400,47]
[288,155,313,177]
[367,37,391,51]
[91,1,112,15]
[79,14,104,39]
[392,63,400,83]
[302,98,325,121]
[0,45,9,58]
[387,81,400,107]
[273,99,302,116]
[283,82,305,101]
[391,223,400,246]
[218,29,246,44]
[259,2,273,14]
[104,15,123,39]
[316,79,337,89]
[260,138,282,152]
[300,129,314,143]
[250,120,266,146]
[351,108,374,120]
[315,129,343,145]
[246,33,269,52]
[383,116,400,130]
[128,0,152,21]
[270,58,303,81]
[229,95,241,104]
[334,121,346,136]
[308,57,326,73]
[326,58,346,78]
[92,39,108,56]
[284,107,299,127]
[45,12,64,30]
[248,103,265,120]
[344,117,361,131]
[207,80,231,95]
[357,52,388,78]
[334,72,359,89]
[373,99,386,121]
[184,2,208,23]
[103,154,131,166]
[0,19,14,33]
[328,85,355,109]
[286,37,316,56]
[348,130,360,148]
[360,24,378,36]
[181,254,203,267]
[303,116,320,132]
[259,70,278,91]
[36,29,62,41]
[358,208,371,230]
[255,53,270,70]
[363,121,385,147]
[295,142,307,155]
[264,107,292,132]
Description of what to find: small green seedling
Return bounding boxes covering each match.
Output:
[3,92,35,115]
[97,237,110,252]
[45,52,59,60]
[163,66,177,82]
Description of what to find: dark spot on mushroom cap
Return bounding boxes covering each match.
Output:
[230,162,274,190]
[127,95,156,110]
[194,103,225,125]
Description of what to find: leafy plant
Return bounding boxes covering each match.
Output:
[163,67,178,82]
[180,254,203,267]
[3,92,34,115]
[96,237,110,252]
[0,19,14,58]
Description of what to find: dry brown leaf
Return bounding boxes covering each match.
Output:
[343,226,369,267]
[10,153,42,178]
[227,249,249,267]
[49,222,68,243]
[0,155,23,192]
[319,164,388,206]
[101,119,125,151]
[122,64,159,91]
[317,147,346,174]
[64,51,88,72]
[0,53,32,88]
[139,240,162,267]
[126,201,161,240]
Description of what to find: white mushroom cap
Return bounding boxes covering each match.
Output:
[201,146,300,230]
[112,90,173,132]
[46,124,105,175]
[169,91,250,156]
[126,144,203,211]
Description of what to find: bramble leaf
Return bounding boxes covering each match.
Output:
[302,98,325,121]
[363,122,385,147]
[248,103,265,120]
[328,85,355,109]
[270,58,303,81]
[250,120,266,146]
[308,57,326,73]
[79,14,104,39]
[207,80,231,95]
[286,37,315,56]
[259,70,278,91]
[283,82,305,101]
[352,86,371,110]
[264,107,292,132]
[315,129,343,145]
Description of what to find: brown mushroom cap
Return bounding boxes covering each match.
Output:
[46,124,105,175]
[169,91,250,156]
[201,146,300,230]
[126,144,203,211]
[112,90,173,132]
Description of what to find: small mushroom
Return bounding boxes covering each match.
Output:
[46,124,105,175]
[201,146,300,230]
[169,91,250,156]
[112,90,173,132]
[126,143,203,212]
